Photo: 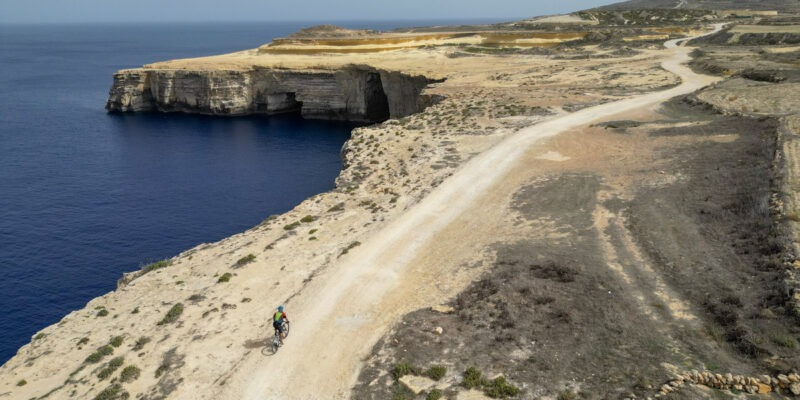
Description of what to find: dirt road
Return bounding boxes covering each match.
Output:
[237,26,723,400]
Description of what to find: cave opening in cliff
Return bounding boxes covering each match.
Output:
[364,72,390,123]
[255,92,303,116]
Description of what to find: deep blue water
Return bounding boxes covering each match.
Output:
[0,19,505,364]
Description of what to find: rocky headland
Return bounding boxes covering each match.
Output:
[4,1,800,399]
[106,66,434,122]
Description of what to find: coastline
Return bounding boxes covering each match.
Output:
[3,24,688,395]
[0,20,698,397]
[5,9,800,399]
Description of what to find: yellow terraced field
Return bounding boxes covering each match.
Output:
[731,24,800,34]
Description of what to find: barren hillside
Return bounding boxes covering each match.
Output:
[598,0,800,11]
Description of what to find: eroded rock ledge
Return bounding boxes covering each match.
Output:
[106,65,436,123]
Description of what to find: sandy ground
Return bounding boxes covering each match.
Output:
[232,27,723,400]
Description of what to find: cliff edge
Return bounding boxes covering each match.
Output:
[106,66,434,122]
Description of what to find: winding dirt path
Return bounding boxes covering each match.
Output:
[235,26,724,400]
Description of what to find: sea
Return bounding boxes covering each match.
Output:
[0,19,506,365]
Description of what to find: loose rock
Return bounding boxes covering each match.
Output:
[431,305,455,314]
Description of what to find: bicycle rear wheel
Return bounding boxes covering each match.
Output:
[271,336,280,354]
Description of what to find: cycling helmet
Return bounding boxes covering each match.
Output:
[278,305,284,312]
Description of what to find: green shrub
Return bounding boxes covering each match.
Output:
[92,384,127,400]
[131,307,140,314]
[283,222,301,231]
[392,362,419,380]
[16,379,26,386]
[33,333,46,340]
[142,260,170,274]
[217,273,233,283]
[425,365,446,381]
[392,382,415,400]
[461,367,520,398]
[327,203,345,212]
[261,215,279,225]
[85,344,114,363]
[99,345,114,356]
[772,334,796,348]
[426,389,443,400]
[300,215,317,223]
[236,254,256,266]
[109,336,124,348]
[97,356,124,380]
[119,365,141,383]
[463,367,484,389]
[157,303,184,325]
[77,337,89,346]
[484,376,520,398]
[97,308,109,317]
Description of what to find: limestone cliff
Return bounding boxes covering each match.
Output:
[106,65,435,123]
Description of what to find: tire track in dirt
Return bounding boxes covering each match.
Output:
[592,192,698,324]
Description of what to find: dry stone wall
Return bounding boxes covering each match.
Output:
[658,370,800,397]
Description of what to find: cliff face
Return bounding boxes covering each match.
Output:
[106,66,435,123]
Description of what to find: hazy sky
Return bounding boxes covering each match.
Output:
[1,0,621,24]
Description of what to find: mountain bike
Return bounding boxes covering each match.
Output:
[270,321,290,354]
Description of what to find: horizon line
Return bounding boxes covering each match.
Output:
[0,16,527,27]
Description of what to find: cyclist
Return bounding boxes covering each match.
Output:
[272,305,289,345]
